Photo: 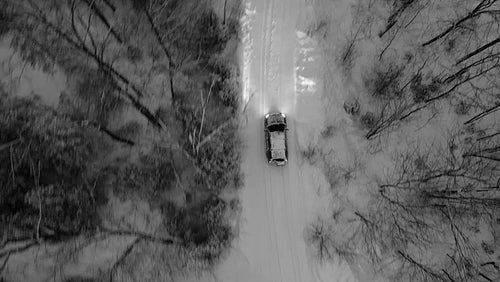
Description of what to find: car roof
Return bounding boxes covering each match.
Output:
[269,131,286,160]
[270,131,286,149]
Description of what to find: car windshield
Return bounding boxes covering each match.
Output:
[268,124,285,132]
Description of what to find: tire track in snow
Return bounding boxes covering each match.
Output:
[262,0,274,103]
[259,0,268,114]
[257,0,269,240]
[261,1,302,280]
[260,0,287,281]
[263,0,309,280]
[275,0,285,109]
[274,0,305,279]
[286,114,315,282]
[263,165,285,282]
[267,0,300,280]
[288,1,307,279]
[281,165,303,281]
[290,116,313,281]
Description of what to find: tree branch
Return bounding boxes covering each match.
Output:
[197,80,215,154]
[464,103,500,124]
[108,237,141,282]
[0,241,38,260]
[0,253,10,273]
[85,121,135,146]
[81,0,123,44]
[463,153,500,162]
[456,37,500,64]
[398,250,446,281]
[143,7,173,68]
[101,228,180,245]
[379,0,417,38]
[196,120,234,152]
[0,139,21,152]
[477,131,500,141]
[28,12,164,128]
[142,6,178,104]
[422,0,496,47]
[102,0,116,12]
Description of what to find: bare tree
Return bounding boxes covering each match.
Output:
[1,1,241,280]
[379,0,420,38]
[5,0,166,127]
[422,0,500,47]
[353,132,500,281]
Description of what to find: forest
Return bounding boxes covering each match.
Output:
[0,0,242,281]
[306,0,500,281]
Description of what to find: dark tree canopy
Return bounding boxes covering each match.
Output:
[0,94,105,242]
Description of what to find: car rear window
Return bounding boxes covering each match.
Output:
[268,124,285,132]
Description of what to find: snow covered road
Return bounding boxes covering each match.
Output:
[212,0,359,281]
[235,0,315,281]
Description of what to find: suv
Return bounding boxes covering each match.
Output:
[264,112,288,166]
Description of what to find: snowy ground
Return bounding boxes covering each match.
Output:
[0,36,66,105]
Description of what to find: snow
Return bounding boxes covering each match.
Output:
[2,189,162,281]
[0,36,66,105]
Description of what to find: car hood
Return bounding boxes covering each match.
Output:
[267,114,285,125]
